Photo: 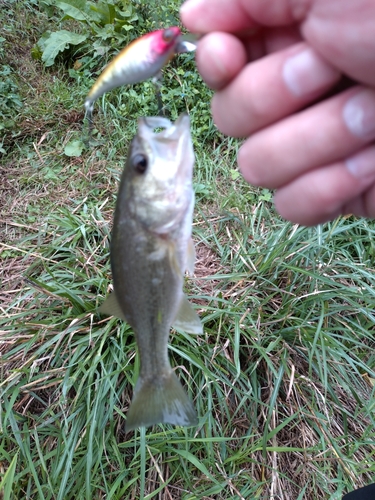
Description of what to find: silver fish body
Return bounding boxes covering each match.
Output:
[100,114,202,432]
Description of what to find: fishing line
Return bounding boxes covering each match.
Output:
[83,102,94,147]
[152,73,166,117]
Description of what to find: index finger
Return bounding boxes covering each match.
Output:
[180,0,300,33]
[181,0,257,33]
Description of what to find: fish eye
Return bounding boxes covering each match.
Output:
[132,154,148,174]
[162,29,174,42]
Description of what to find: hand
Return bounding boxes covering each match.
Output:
[181,0,375,225]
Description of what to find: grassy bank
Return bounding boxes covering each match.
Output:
[1,1,375,498]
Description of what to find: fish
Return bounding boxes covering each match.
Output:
[99,113,202,432]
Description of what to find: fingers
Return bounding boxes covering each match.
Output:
[195,28,303,90]
[301,0,375,86]
[195,33,247,89]
[210,42,340,137]
[182,0,375,88]
[343,183,375,219]
[274,146,375,225]
[180,0,258,33]
[180,0,302,33]
[263,26,303,54]
[239,87,375,188]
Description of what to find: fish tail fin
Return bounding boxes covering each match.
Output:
[125,370,198,432]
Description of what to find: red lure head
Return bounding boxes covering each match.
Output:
[150,27,181,55]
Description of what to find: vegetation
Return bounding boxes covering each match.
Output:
[1,0,375,498]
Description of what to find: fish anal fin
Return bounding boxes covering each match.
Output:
[125,370,198,432]
[173,294,203,335]
[98,293,127,322]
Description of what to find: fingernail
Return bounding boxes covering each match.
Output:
[345,146,375,178]
[342,90,375,141]
[282,48,339,97]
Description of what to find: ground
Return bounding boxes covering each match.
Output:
[1,1,375,499]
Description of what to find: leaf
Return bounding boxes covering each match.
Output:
[92,40,109,58]
[230,169,240,181]
[259,188,272,202]
[35,31,51,52]
[173,449,220,485]
[89,0,116,26]
[54,0,90,21]
[0,452,18,500]
[31,45,43,60]
[94,25,116,41]
[64,140,84,157]
[41,31,87,67]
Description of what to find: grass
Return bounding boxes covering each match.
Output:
[1,1,375,499]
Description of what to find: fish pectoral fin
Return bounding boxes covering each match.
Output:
[173,294,203,335]
[98,293,127,321]
[125,370,198,433]
[168,237,196,276]
[167,241,184,278]
[186,237,196,275]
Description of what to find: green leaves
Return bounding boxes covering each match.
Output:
[37,30,87,67]
[64,139,85,157]
[54,0,90,21]
[34,0,140,68]
[0,62,22,142]
[0,452,18,500]
[230,168,240,181]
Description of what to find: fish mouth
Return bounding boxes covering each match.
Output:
[135,113,194,212]
[139,113,190,140]
[141,116,173,131]
[137,113,192,170]
[130,113,194,233]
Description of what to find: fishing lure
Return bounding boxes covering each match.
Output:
[84,26,199,136]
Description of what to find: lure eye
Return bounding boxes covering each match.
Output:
[162,28,175,43]
[132,154,148,174]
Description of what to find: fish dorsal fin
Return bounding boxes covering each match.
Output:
[186,237,196,275]
[173,294,203,334]
[98,292,127,321]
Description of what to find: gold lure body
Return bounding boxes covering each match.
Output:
[84,27,182,115]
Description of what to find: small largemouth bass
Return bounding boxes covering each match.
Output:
[100,114,202,432]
